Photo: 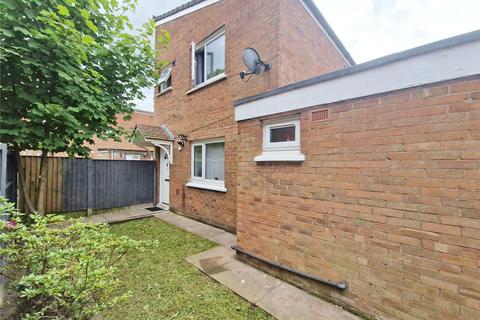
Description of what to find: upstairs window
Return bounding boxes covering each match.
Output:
[191,28,225,87]
[158,65,172,94]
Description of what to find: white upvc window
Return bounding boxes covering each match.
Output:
[255,118,305,162]
[157,65,172,94]
[126,154,141,160]
[186,138,226,192]
[191,28,226,89]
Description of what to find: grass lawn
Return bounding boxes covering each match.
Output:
[105,218,273,320]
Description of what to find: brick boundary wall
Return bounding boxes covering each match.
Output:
[236,76,480,320]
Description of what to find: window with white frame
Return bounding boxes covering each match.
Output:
[254,118,305,162]
[187,139,226,192]
[191,28,225,87]
[158,65,172,94]
[126,154,141,160]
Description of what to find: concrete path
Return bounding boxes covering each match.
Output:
[154,211,361,320]
[153,210,236,248]
[84,205,154,224]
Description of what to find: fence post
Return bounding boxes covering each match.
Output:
[86,159,94,216]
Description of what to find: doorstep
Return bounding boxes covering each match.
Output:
[154,211,361,320]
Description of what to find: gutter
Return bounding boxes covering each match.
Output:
[231,245,348,290]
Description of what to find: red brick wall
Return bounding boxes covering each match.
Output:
[236,77,480,320]
[278,0,349,85]
[153,0,348,231]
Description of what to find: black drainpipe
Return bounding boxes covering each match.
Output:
[231,245,348,290]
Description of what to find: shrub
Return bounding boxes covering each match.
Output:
[0,197,156,319]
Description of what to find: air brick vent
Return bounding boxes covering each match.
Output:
[311,109,329,122]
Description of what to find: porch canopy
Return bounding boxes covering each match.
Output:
[132,124,174,163]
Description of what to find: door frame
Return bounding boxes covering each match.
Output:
[159,148,170,208]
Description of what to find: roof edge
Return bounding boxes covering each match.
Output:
[154,0,213,23]
[234,29,480,107]
[153,0,355,66]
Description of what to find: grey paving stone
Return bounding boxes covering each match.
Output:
[186,246,235,272]
[187,246,281,304]
[210,232,237,248]
[105,211,135,222]
[185,223,225,240]
[84,215,108,224]
[154,212,199,229]
[257,282,361,320]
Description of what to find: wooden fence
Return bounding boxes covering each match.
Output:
[18,156,155,214]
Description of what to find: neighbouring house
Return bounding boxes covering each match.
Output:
[134,0,480,319]
[90,109,155,160]
[22,109,155,160]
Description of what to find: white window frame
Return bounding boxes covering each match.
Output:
[255,118,305,162]
[158,65,172,94]
[263,120,301,151]
[126,154,141,161]
[191,28,226,89]
[186,138,226,192]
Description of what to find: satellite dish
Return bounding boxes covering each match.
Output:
[240,47,271,79]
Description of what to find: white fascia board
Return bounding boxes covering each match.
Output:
[155,0,222,26]
[235,40,480,121]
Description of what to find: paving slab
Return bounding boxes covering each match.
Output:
[154,211,200,229]
[210,232,237,248]
[84,207,153,224]
[257,282,360,320]
[187,246,281,303]
[187,246,361,320]
[185,223,225,239]
[85,215,108,224]
[154,211,230,247]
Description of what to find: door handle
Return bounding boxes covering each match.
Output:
[164,179,169,182]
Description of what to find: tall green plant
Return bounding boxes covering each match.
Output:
[0,0,168,213]
[0,197,157,319]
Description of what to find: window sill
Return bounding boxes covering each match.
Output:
[156,87,172,96]
[186,73,227,95]
[254,151,305,162]
[186,181,227,192]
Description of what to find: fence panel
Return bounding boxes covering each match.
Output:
[19,157,155,213]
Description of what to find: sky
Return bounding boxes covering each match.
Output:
[130,0,480,111]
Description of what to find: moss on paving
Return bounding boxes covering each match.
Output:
[105,218,273,320]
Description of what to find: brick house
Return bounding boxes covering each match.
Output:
[134,0,480,319]
[90,109,155,160]
[21,109,155,160]
[134,0,353,231]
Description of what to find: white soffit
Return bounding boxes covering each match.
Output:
[155,0,222,26]
[235,39,480,121]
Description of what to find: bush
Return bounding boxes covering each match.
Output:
[0,197,156,319]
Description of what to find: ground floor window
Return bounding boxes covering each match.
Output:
[187,139,226,192]
[254,117,305,162]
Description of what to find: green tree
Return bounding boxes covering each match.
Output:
[0,0,168,214]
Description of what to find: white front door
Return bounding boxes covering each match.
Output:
[160,149,170,206]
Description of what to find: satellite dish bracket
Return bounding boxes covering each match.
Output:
[240,59,271,79]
